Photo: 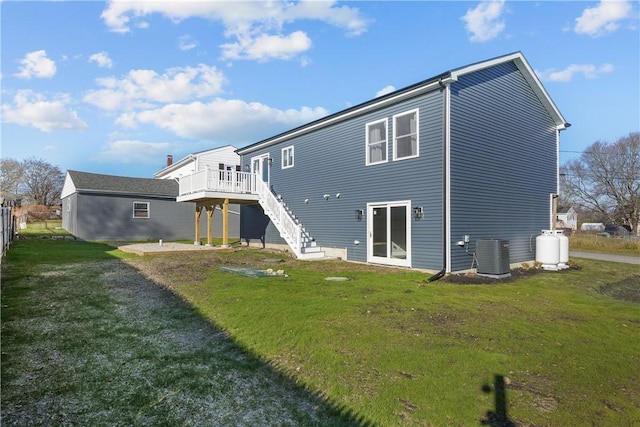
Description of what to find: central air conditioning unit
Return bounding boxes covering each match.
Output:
[476,239,511,278]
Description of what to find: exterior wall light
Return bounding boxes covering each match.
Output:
[413,206,424,220]
[355,209,364,221]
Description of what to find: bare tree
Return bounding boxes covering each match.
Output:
[1,158,26,203]
[21,158,65,206]
[561,132,640,233]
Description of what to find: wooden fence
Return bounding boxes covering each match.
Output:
[1,207,18,261]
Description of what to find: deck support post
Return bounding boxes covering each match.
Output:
[222,198,230,248]
[206,205,215,246]
[194,205,203,245]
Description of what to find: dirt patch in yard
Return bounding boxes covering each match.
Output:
[599,274,640,303]
[440,265,582,285]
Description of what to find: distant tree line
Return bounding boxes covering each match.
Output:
[0,157,64,206]
[560,132,639,234]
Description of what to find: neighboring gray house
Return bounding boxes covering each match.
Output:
[61,170,239,242]
[177,52,570,273]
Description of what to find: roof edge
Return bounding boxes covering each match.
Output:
[451,51,569,129]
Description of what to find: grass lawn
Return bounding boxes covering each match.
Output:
[2,225,639,426]
[569,233,640,256]
[130,249,640,426]
[1,239,358,426]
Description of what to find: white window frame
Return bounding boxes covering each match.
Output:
[366,118,388,166]
[366,200,412,268]
[393,109,419,161]
[282,145,294,169]
[133,201,150,219]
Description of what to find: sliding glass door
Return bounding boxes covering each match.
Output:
[367,201,411,267]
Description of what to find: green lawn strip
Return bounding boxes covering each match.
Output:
[17,220,69,237]
[1,240,359,426]
[164,256,640,426]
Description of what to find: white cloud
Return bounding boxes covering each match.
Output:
[574,0,634,36]
[100,0,369,61]
[178,35,197,51]
[221,30,312,62]
[116,98,328,142]
[461,0,506,42]
[89,51,113,68]
[15,50,56,79]
[1,90,88,132]
[83,64,226,110]
[95,140,176,164]
[376,85,396,98]
[536,63,615,82]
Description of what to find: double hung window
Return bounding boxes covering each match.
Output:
[133,202,149,218]
[282,146,294,169]
[393,109,418,160]
[366,118,388,165]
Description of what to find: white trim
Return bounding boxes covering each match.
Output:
[556,129,560,195]
[392,108,419,161]
[366,200,412,268]
[365,117,389,166]
[450,52,568,129]
[132,201,150,219]
[281,145,294,169]
[251,153,271,187]
[238,79,451,155]
[444,84,452,273]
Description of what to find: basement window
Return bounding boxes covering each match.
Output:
[133,201,149,219]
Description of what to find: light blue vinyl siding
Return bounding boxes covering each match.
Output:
[241,89,445,269]
[449,62,558,271]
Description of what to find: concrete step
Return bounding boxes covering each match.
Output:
[297,250,326,260]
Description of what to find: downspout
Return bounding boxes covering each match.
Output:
[428,79,450,282]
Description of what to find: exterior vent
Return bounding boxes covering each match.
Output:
[476,239,510,277]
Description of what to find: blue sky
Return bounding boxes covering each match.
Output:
[1,0,638,178]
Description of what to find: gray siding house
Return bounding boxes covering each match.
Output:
[177,52,569,273]
[61,171,239,242]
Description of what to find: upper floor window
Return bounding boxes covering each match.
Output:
[282,146,294,169]
[366,118,388,165]
[393,109,419,160]
[133,201,149,219]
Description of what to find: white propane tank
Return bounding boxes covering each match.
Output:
[535,230,560,270]
[553,230,569,269]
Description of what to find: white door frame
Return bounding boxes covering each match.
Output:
[367,200,412,267]
[251,153,270,187]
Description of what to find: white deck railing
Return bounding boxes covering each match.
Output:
[177,168,305,257]
[178,169,256,196]
[254,178,302,256]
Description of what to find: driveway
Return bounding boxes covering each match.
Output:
[570,251,640,265]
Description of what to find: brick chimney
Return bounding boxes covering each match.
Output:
[166,155,173,166]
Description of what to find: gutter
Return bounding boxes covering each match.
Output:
[428,79,451,282]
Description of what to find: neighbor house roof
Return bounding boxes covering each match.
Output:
[61,170,178,199]
[237,51,569,155]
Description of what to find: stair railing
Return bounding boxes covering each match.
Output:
[254,178,302,256]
